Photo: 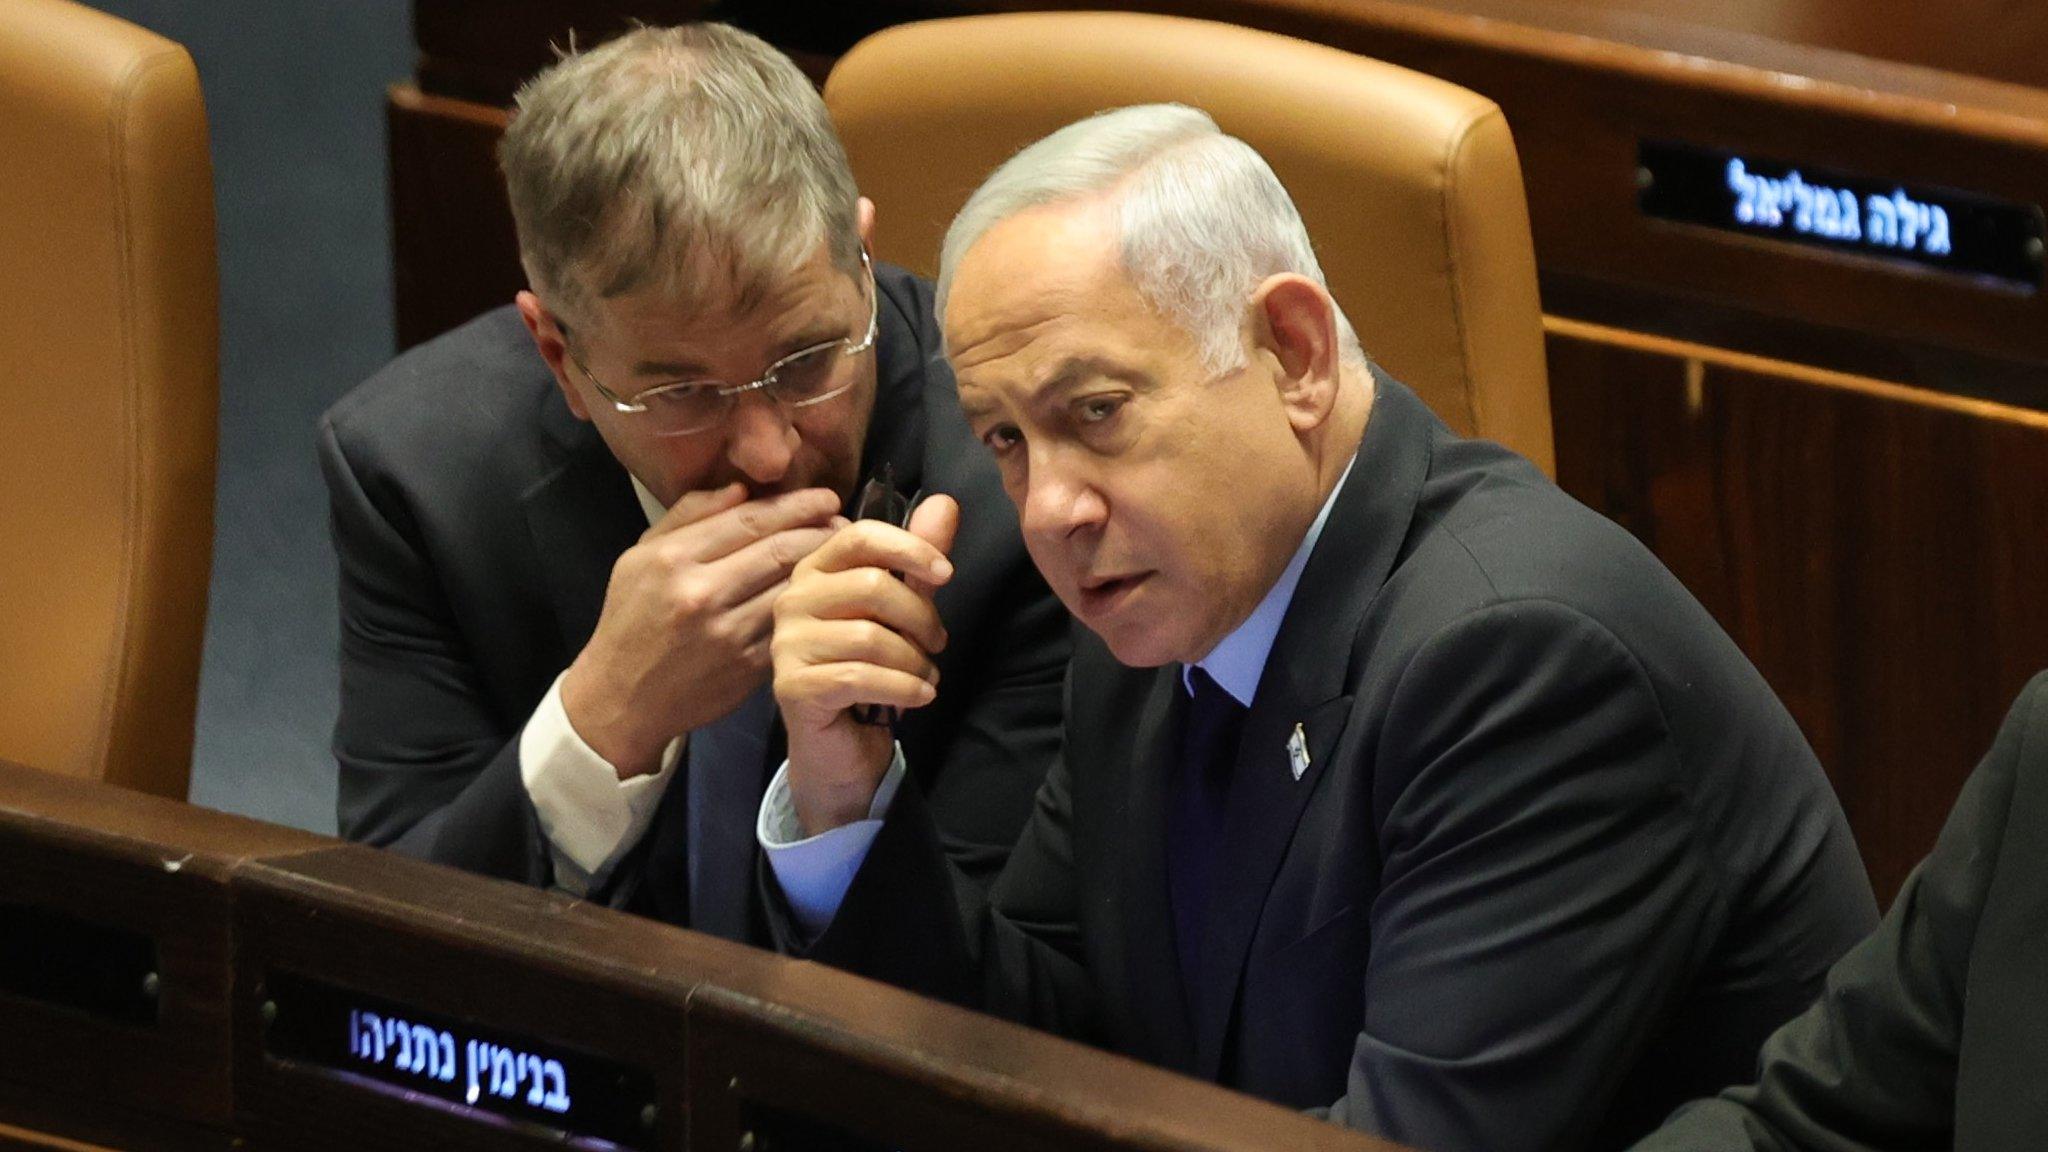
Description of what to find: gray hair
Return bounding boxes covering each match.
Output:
[500,23,861,326]
[938,104,1364,373]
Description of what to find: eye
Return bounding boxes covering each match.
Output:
[1074,394,1126,425]
[770,344,842,398]
[980,424,1023,455]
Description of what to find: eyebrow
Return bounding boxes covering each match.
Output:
[629,326,846,382]
[630,357,713,380]
[961,356,1145,424]
[959,390,999,424]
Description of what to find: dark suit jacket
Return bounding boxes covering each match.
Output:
[1632,671,2048,1152]
[319,263,1068,942]
[787,372,1878,1152]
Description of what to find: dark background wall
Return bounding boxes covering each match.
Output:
[83,1,416,832]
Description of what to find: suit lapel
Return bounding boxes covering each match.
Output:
[1189,369,1436,1080]
[1956,688,2048,1150]
[521,392,642,660]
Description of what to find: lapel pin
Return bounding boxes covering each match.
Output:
[1286,723,1311,781]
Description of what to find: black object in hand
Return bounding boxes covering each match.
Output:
[848,464,921,727]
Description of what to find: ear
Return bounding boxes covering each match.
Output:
[856,196,877,247]
[1249,274,1340,435]
[516,290,591,422]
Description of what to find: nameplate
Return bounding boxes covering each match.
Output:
[262,971,658,1150]
[0,903,158,1025]
[1637,140,2046,290]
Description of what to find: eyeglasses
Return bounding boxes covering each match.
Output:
[562,248,879,437]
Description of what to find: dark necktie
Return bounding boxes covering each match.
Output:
[685,683,777,941]
[1166,667,1246,998]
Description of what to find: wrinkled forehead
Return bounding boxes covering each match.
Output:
[947,217,1201,407]
[574,242,862,358]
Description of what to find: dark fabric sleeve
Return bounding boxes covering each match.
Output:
[1324,601,1722,1152]
[768,669,1102,1042]
[320,412,550,885]
[1627,677,2042,1152]
[825,759,1101,1035]
[911,571,1071,893]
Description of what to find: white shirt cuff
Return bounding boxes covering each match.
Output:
[519,672,682,897]
[757,744,907,938]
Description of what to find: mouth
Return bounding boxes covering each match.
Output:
[1074,571,1153,617]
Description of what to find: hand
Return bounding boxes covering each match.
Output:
[773,495,959,836]
[561,483,844,778]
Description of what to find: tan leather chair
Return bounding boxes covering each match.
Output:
[826,11,1554,473]
[0,0,218,798]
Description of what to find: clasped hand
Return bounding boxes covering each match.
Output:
[773,496,959,837]
[561,483,844,779]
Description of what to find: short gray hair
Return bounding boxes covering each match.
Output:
[500,23,861,326]
[938,104,1364,373]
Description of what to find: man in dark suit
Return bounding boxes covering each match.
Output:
[1631,671,2048,1152]
[757,104,1877,1152]
[319,24,1065,942]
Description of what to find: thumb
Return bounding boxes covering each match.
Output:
[906,494,960,585]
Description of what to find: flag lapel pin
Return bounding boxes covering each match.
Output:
[1286,723,1311,781]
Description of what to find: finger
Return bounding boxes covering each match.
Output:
[642,481,748,541]
[907,494,960,557]
[716,576,786,652]
[903,494,960,598]
[777,663,938,715]
[666,487,842,557]
[803,519,953,585]
[698,525,838,606]
[777,566,948,655]
[775,618,940,685]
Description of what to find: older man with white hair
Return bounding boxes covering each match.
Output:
[760,104,1877,1152]
[321,24,1066,943]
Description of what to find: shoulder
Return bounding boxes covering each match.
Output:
[1979,670,2048,830]
[320,305,564,490]
[2008,671,2048,743]
[1339,430,1826,821]
[1370,439,1760,712]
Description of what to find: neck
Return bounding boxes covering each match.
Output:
[1311,361,1375,499]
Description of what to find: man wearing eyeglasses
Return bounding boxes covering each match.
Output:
[317,24,1067,942]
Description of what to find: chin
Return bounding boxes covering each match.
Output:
[1091,619,1190,670]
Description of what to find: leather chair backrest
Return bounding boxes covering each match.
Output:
[825,10,1554,473]
[0,0,218,798]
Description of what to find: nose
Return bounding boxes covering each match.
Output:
[722,391,798,485]
[1019,447,1107,543]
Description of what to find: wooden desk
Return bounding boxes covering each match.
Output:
[0,763,1408,1152]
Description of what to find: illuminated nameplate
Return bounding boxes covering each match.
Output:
[0,903,158,1025]
[1638,140,2047,290]
[262,971,658,1151]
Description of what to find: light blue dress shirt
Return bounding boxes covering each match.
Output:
[761,455,1358,937]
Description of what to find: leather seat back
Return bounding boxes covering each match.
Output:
[0,0,218,797]
[826,10,1553,472]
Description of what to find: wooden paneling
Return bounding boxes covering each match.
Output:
[230,846,700,1152]
[1549,319,2048,902]
[0,769,325,1150]
[387,86,520,352]
[0,1123,118,1152]
[1032,0,2048,378]
[413,0,714,106]
[685,979,1395,1152]
[395,1,2048,373]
